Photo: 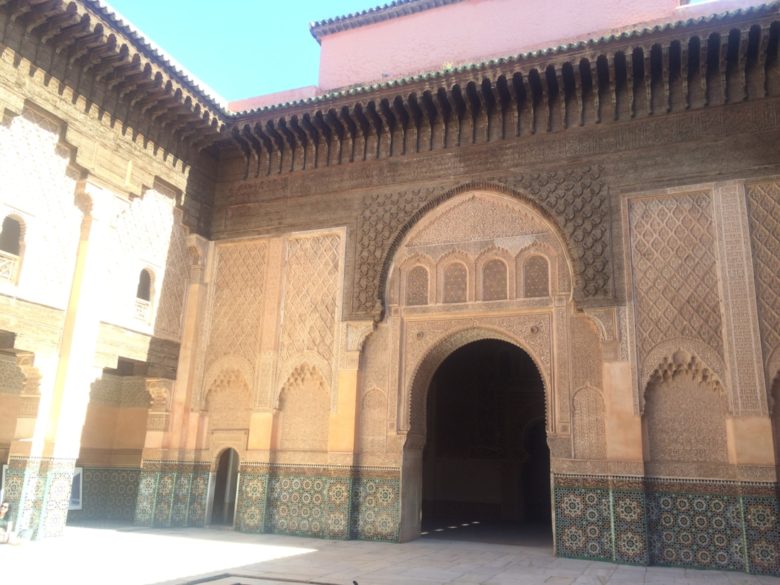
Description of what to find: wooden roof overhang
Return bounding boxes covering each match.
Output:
[0,0,228,159]
[227,2,780,179]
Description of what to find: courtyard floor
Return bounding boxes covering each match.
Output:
[1,525,778,585]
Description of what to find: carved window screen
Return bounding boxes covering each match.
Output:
[482,259,508,301]
[443,262,468,303]
[406,266,429,306]
[524,255,550,297]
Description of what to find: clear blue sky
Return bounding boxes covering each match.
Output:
[108,1,383,102]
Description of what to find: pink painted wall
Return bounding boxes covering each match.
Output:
[229,85,319,113]
[318,0,766,91]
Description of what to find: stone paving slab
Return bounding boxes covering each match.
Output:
[1,526,779,585]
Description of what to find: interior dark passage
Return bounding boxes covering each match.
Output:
[211,448,239,525]
[422,339,551,544]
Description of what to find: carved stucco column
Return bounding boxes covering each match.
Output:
[158,234,210,460]
[327,321,374,466]
[713,181,775,479]
[11,179,118,538]
[586,305,645,470]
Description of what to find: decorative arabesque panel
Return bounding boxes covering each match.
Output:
[629,192,723,372]
[106,190,191,339]
[354,167,610,316]
[278,364,329,452]
[206,369,251,431]
[0,112,81,309]
[204,241,267,369]
[746,180,780,386]
[279,234,341,364]
[405,266,428,306]
[572,386,606,459]
[644,372,729,467]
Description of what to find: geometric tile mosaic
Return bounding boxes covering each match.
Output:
[3,456,76,539]
[235,464,400,543]
[134,461,210,529]
[554,475,613,562]
[66,468,140,524]
[553,474,780,577]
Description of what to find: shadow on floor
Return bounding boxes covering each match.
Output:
[419,518,553,548]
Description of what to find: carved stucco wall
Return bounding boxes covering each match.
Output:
[644,372,729,478]
[198,239,267,407]
[746,180,780,399]
[278,364,329,453]
[103,189,191,341]
[572,385,606,460]
[386,191,571,442]
[357,323,392,461]
[276,232,342,399]
[628,191,726,414]
[355,166,609,317]
[206,369,251,433]
[0,111,81,309]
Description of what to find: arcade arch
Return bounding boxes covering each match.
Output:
[379,189,578,542]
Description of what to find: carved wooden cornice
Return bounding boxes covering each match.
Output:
[229,5,780,178]
[0,0,227,159]
[1,0,778,172]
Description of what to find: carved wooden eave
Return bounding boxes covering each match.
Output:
[0,0,228,161]
[226,4,780,179]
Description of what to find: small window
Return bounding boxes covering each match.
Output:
[0,216,21,256]
[136,269,151,301]
[443,263,467,303]
[405,266,428,306]
[482,259,507,301]
[523,256,550,297]
[0,216,22,284]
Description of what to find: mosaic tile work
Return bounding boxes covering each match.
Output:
[268,471,351,539]
[554,475,613,562]
[646,480,744,572]
[611,478,649,566]
[134,461,210,528]
[236,464,268,533]
[234,464,400,542]
[67,468,140,523]
[350,472,401,541]
[2,456,76,539]
[553,474,780,577]
[740,486,779,576]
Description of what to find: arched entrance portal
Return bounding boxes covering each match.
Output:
[421,339,551,542]
[210,448,239,525]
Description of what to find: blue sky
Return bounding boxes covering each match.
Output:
[108,0,383,101]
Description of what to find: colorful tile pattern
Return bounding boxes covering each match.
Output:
[233,464,400,542]
[267,471,351,539]
[554,475,612,562]
[741,485,780,576]
[133,460,210,528]
[553,474,780,577]
[2,456,76,539]
[350,473,401,541]
[67,468,140,523]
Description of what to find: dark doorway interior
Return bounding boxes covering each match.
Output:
[211,448,239,525]
[421,339,551,545]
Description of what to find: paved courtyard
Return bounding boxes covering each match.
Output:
[1,525,779,585]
